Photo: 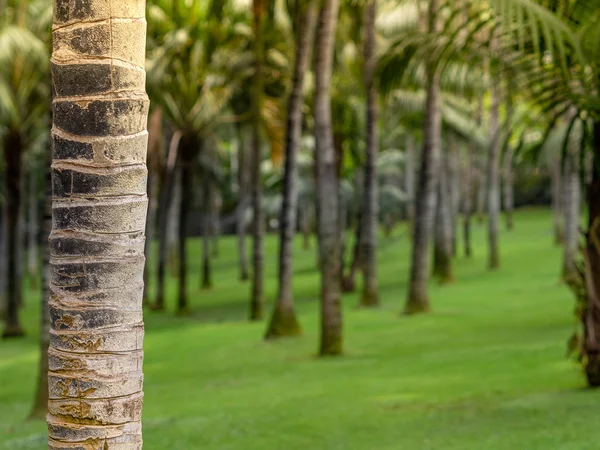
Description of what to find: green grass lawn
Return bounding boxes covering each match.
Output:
[1,208,597,449]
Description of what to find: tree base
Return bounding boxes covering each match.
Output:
[2,324,25,339]
[341,276,355,293]
[176,307,191,317]
[403,297,430,315]
[264,304,302,339]
[587,355,600,387]
[319,340,343,357]
[149,303,165,312]
[358,291,379,308]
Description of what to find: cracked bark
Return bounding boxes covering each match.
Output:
[48,2,149,447]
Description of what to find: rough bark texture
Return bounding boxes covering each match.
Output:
[154,131,180,311]
[358,0,379,308]
[2,130,25,338]
[49,2,149,447]
[250,0,266,321]
[315,0,343,356]
[562,131,580,281]
[30,147,52,419]
[584,121,600,387]
[551,156,564,245]
[236,130,250,281]
[265,1,317,339]
[486,69,501,270]
[432,150,454,283]
[404,0,440,315]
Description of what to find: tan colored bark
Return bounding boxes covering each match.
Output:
[49,2,148,448]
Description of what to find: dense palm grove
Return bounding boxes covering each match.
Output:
[0,0,599,446]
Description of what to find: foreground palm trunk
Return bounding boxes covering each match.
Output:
[49,2,149,447]
[404,0,440,315]
[315,0,343,355]
[265,1,317,339]
[359,0,379,308]
[250,0,266,321]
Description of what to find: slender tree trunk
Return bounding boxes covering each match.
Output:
[463,140,475,258]
[265,2,315,338]
[315,0,343,356]
[359,0,379,308]
[201,161,213,290]
[178,135,197,315]
[154,131,181,311]
[563,132,580,281]
[27,167,39,288]
[237,126,250,281]
[432,149,454,283]
[250,0,266,321]
[167,164,181,274]
[487,66,501,269]
[30,145,52,419]
[448,133,460,256]
[404,0,440,315]
[48,3,149,446]
[502,148,515,230]
[2,131,25,338]
[0,206,6,318]
[301,203,313,249]
[405,134,416,222]
[476,163,486,224]
[210,193,220,258]
[143,108,162,305]
[551,156,564,245]
[583,121,600,387]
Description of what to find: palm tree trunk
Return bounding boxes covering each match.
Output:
[487,67,501,269]
[250,0,266,321]
[237,125,250,281]
[448,134,460,256]
[0,206,6,318]
[210,193,220,258]
[178,135,197,315]
[48,3,149,446]
[201,166,213,290]
[168,165,181,275]
[154,131,181,311]
[502,147,515,230]
[27,167,39,288]
[432,149,454,283]
[562,136,580,281]
[359,0,379,308]
[266,2,316,338]
[404,0,441,315]
[551,156,564,245]
[30,145,52,419]
[583,120,600,387]
[143,108,163,305]
[463,140,475,258]
[2,130,25,338]
[405,134,416,222]
[315,0,343,356]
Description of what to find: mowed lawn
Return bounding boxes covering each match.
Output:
[1,209,598,449]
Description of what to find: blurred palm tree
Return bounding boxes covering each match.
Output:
[0,0,50,338]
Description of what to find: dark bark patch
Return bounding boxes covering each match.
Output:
[53,133,93,161]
